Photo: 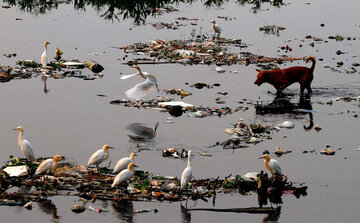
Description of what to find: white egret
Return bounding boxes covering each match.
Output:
[121,65,159,99]
[258,154,282,176]
[181,150,192,191]
[13,126,35,161]
[211,20,222,36]
[41,41,51,68]
[88,144,114,173]
[113,152,137,174]
[111,163,137,188]
[35,154,64,175]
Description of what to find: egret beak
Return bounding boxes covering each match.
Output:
[12,128,18,130]
[108,146,114,149]
[60,156,65,160]
[258,155,265,159]
[134,153,138,156]
[133,164,139,167]
[155,83,160,92]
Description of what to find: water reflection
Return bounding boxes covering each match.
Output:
[126,122,158,142]
[255,94,314,130]
[37,199,60,221]
[180,204,191,223]
[3,0,283,23]
[41,74,50,94]
[112,199,134,222]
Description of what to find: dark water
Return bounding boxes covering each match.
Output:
[0,0,359,222]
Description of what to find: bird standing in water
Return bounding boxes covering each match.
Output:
[88,144,114,174]
[35,154,64,175]
[211,20,222,37]
[113,152,137,174]
[181,150,192,192]
[121,65,159,99]
[258,154,282,175]
[111,163,137,188]
[13,126,35,161]
[41,41,51,68]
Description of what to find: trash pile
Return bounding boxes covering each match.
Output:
[110,96,240,118]
[0,60,104,83]
[221,120,275,149]
[119,39,303,66]
[0,157,307,207]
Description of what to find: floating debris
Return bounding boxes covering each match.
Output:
[259,25,286,36]
[278,121,295,129]
[119,39,302,66]
[71,204,86,213]
[320,149,336,155]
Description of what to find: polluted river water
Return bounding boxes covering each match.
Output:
[0,0,360,222]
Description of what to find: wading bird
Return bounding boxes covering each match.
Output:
[41,41,51,68]
[211,20,222,37]
[35,154,64,175]
[121,65,159,99]
[258,154,282,175]
[13,126,35,161]
[113,152,137,174]
[88,144,114,173]
[181,150,192,192]
[111,163,137,188]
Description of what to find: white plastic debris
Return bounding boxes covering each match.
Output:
[242,172,259,180]
[3,165,29,177]
[158,101,194,109]
[215,66,226,73]
[278,121,295,129]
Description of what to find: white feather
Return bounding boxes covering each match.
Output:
[268,159,282,175]
[125,79,156,99]
[35,158,53,175]
[88,149,107,166]
[112,169,132,188]
[120,73,139,80]
[21,139,35,161]
[113,157,132,174]
[180,150,192,190]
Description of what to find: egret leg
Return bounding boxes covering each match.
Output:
[96,165,100,175]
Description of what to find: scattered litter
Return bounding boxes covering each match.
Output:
[314,124,322,132]
[158,101,195,109]
[320,149,336,155]
[259,25,286,36]
[345,67,357,73]
[89,205,109,213]
[162,148,188,158]
[274,147,292,157]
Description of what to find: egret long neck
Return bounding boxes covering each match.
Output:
[264,159,272,174]
[137,67,147,80]
[52,160,58,173]
[105,150,109,160]
[212,24,216,32]
[17,131,23,146]
[187,155,191,167]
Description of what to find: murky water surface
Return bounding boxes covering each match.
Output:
[0,0,360,222]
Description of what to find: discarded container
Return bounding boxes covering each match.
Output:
[3,165,29,177]
[242,172,259,180]
[84,60,104,73]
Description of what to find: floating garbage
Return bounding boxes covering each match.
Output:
[278,121,295,129]
[320,149,336,155]
[84,60,104,73]
[24,201,32,210]
[162,148,188,158]
[215,66,226,73]
[71,204,86,213]
[158,101,195,109]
